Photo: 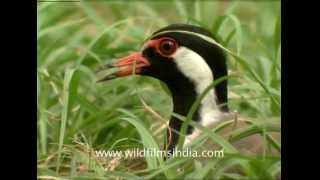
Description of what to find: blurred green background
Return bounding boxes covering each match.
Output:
[37,1,280,179]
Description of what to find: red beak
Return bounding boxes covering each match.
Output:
[96,52,150,82]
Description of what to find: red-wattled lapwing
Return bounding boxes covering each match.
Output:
[96,24,273,155]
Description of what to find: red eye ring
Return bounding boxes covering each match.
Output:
[144,37,178,57]
[158,38,177,57]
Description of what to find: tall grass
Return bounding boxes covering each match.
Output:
[37,1,280,179]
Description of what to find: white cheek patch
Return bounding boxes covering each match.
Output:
[171,47,222,129]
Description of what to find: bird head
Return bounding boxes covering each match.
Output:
[97,24,228,112]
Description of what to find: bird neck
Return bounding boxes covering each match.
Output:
[162,71,225,152]
[166,78,222,133]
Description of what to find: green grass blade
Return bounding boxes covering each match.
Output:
[144,158,187,179]
[177,76,228,149]
[118,109,162,169]
[75,19,129,67]
[209,40,281,110]
[56,68,76,172]
[39,107,48,155]
[194,0,201,22]
[213,14,243,55]
[228,121,280,145]
[174,0,188,22]
[38,18,87,40]
[79,1,106,28]
[173,113,238,154]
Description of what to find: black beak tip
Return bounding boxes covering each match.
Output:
[96,74,117,83]
[95,62,118,83]
[95,63,115,73]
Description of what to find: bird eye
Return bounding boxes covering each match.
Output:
[158,39,177,57]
